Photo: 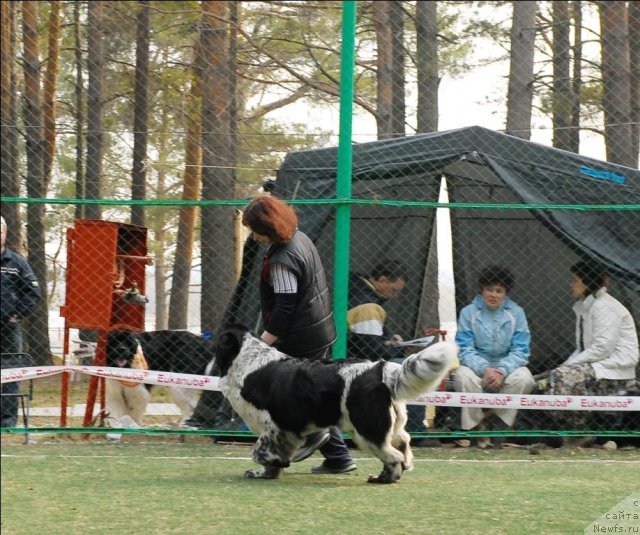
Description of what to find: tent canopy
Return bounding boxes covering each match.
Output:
[225,126,639,371]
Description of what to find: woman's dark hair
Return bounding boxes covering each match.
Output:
[570,260,606,295]
[371,259,408,282]
[242,195,297,244]
[478,266,514,292]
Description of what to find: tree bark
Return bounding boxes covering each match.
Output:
[42,0,60,193]
[552,0,574,151]
[373,1,405,139]
[599,1,634,167]
[373,2,393,138]
[152,101,170,331]
[569,1,582,152]
[21,1,52,363]
[168,37,204,331]
[131,0,150,228]
[0,1,20,249]
[73,1,85,220]
[415,0,438,133]
[389,0,405,137]
[505,0,537,139]
[228,1,239,183]
[85,1,104,221]
[199,1,235,334]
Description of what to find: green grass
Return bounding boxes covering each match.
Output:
[2,441,638,535]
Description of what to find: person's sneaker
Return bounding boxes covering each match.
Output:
[291,431,331,463]
[311,462,357,474]
[476,437,491,449]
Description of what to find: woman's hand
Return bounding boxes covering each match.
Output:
[483,367,505,391]
[260,331,278,346]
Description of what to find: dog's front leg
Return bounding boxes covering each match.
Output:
[244,429,297,480]
[367,459,404,484]
[244,466,283,479]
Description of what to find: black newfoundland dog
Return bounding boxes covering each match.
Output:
[215,324,457,484]
[105,330,214,426]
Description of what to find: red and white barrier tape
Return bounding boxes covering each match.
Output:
[413,391,639,412]
[1,365,219,391]
[1,365,638,411]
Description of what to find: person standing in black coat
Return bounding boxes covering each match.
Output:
[1,216,42,427]
[241,195,356,474]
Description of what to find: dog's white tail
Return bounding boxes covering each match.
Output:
[391,341,458,401]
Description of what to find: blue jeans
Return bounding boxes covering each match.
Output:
[1,322,23,427]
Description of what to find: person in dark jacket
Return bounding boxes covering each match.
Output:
[245,196,336,359]
[241,195,355,474]
[347,261,408,362]
[1,216,42,427]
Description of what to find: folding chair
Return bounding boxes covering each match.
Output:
[1,353,35,443]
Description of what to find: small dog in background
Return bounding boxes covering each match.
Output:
[216,324,457,484]
[105,330,214,428]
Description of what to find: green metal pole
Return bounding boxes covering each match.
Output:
[332,1,356,359]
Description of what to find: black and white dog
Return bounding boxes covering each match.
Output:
[215,325,457,484]
[105,330,215,426]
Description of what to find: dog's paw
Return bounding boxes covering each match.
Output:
[401,461,414,472]
[367,466,402,484]
[244,466,282,479]
[367,474,397,484]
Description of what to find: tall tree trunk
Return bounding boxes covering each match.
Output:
[85,1,104,221]
[131,0,150,227]
[73,1,85,220]
[152,81,171,331]
[0,1,20,249]
[628,1,640,164]
[389,0,405,137]
[21,1,51,363]
[373,1,393,138]
[42,0,60,193]
[199,1,235,334]
[373,1,405,139]
[552,0,574,151]
[153,224,168,330]
[228,1,239,182]
[415,0,438,133]
[599,1,634,167]
[569,1,582,152]
[168,40,204,330]
[505,0,537,139]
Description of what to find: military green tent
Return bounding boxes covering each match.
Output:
[224,126,639,372]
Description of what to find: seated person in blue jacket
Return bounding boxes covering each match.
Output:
[453,266,535,447]
[547,260,639,448]
[347,260,437,447]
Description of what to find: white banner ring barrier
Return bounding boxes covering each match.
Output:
[1,365,638,412]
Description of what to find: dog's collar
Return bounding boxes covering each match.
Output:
[118,342,149,388]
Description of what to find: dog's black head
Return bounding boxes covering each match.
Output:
[106,331,141,368]
[215,324,251,377]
